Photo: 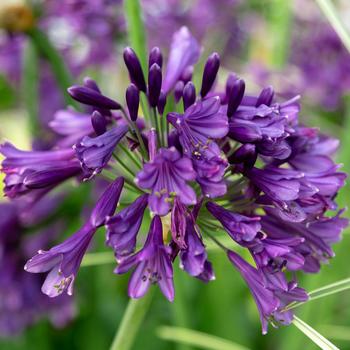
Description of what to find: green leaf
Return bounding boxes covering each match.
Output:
[157,326,250,350]
[315,0,350,54]
[123,0,148,74]
[292,316,339,350]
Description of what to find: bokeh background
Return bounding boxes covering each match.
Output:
[1,0,350,349]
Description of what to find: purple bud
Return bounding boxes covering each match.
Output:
[200,52,220,98]
[148,63,162,107]
[181,66,193,84]
[68,86,121,110]
[149,47,163,68]
[228,143,257,168]
[157,91,167,115]
[126,84,140,122]
[83,77,101,92]
[227,78,245,118]
[174,81,184,103]
[183,82,196,110]
[123,47,147,92]
[256,86,274,107]
[91,111,107,135]
[225,73,238,97]
[90,177,124,227]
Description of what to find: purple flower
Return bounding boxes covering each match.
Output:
[244,167,302,202]
[168,96,228,157]
[170,198,188,249]
[136,147,197,215]
[115,216,174,301]
[74,125,128,179]
[179,216,215,282]
[162,26,201,93]
[167,97,228,197]
[25,178,124,297]
[24,223,95,297]
[227,250,279,334]
[106,194,148,261]
[0,142,81,198]
[206,202,261,242]
[261,208,348,273]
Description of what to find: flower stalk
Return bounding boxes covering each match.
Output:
[110,290,154,350]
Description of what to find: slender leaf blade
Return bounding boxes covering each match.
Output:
[292,316,339,350]
[157,326,250,350]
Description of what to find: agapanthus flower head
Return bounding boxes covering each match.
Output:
[16,27,348,334]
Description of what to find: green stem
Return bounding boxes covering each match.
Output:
[27,28,79,108]
[110,292,154,350]
[113,153,135,178]
[119,143,142,169]
[172,267,192,350]
[22,39,40,138]
[140,93,152,127]
[152,108,162,147]
[131,120,149,161]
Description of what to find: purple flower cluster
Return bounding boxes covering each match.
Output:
[2,27,347,334]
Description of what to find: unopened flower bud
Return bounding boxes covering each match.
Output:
[200,52,220,98]
[227,78,245,118]
[91,111,107,136]
[149,47,163,69]
[123,47,147,92]
[148,63,162,107]
[256,86,274,107]
[183,82,196,110]
[126,84,140,122]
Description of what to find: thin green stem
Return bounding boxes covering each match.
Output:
[113,153,135,178]
[315,0,350,54]
[152,108,162,147]
[131,120,149,160]
[119,143,142,169]
[140,93,152,127]
[22,39,40,138]
[110,291,154,350]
